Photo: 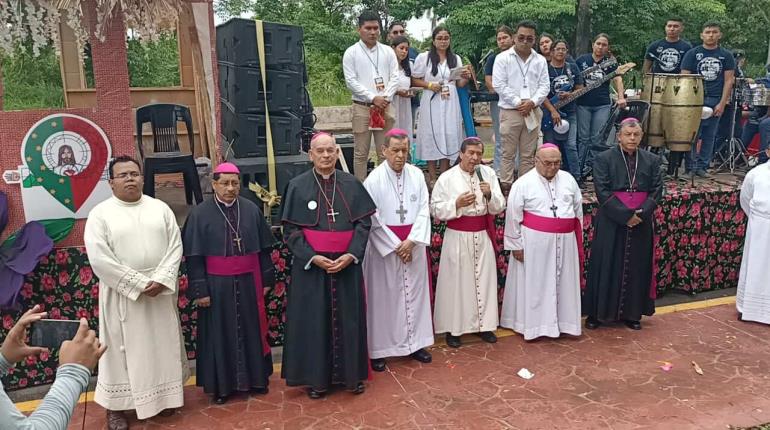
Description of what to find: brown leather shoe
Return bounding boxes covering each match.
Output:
[158,408,176,417]
[107,410,129,430]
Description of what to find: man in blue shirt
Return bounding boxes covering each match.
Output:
[740,66,770,164]
[642,17,691,74]
[681,21,736,177]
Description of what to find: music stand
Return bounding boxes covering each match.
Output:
[714,78,749,174]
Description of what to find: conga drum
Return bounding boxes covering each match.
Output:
[661,74,704,152]
[640,73,668,147]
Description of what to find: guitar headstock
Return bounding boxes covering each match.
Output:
[600,58,618,69]
[616,63,636,75]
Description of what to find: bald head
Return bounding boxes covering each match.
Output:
[309,133,338,175]
[535,144,562,180]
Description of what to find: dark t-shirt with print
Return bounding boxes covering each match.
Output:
[547,62,584,113]
[681,46,736,99]
[575,54,617,107]
[645,39,692,73]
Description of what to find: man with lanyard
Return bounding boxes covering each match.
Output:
[342,10,400,180]
[492,20,551,192]
[642,17,692,74]
[681,21,735,178]
[584,118,662,331]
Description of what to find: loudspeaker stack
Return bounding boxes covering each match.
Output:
[216,18,315,220]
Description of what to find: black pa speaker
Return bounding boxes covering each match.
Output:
[216,18,303,68]
[218,63,303,114]
[221,101,301,158]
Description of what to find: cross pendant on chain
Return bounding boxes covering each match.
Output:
[233,234,243,253]
[550,205,558,218]
[396,203,408,224]
[327,208,339,223]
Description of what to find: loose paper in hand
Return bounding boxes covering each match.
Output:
[448,66,468,82]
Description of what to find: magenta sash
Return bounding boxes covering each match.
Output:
[523,211,585,290]
[205,254,270,355]
[387,224,412,241]
[612,191,649,210]
[446,215,498,250]
[302,229,354,253]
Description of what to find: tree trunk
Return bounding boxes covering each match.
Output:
[766,36,770,66]
[575,0,591,55]
[0,57,4,111]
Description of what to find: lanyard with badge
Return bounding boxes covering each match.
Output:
[438,61,451,100]
[360,41,385,93]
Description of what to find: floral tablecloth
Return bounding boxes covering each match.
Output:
[1,180,746,391]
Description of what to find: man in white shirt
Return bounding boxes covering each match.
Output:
[342,10,400,181]
[492,20,551,190]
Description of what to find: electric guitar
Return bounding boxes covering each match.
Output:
[541,62,636,131]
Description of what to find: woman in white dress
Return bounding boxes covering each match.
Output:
[412,26,471,187]
[389,35,415,135]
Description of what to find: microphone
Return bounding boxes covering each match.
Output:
[475,166,484,182]
[647,52,662,63]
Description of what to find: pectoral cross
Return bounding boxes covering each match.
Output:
[233,234,243,253]
[327,209,339,223]
[550,205,558,218]
[396,204,408,224]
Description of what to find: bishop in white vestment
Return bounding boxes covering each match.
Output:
[430,138,506,348]
[363,130,434,369]
[501,144,584,340]
[84,157,188,425]
[737,160,770,324]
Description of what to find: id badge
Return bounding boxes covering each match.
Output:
[374,76,385,93]
[440,84,450,100]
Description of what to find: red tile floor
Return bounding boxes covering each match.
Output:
[67,304,770,429]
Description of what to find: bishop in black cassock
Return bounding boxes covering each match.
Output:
[584,119,662,330]
[182,162,276,404]
[281,133,376,399]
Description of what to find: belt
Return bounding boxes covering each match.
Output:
[352,100,373,107]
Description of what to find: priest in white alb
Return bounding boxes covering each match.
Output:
[84,156,188,429]
[501,144,584,340]
[430,137,506,348]
[363,129,434,371]
[737,150,770,325]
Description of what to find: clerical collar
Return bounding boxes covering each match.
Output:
[215,195,236,208]
[314,168,335,180]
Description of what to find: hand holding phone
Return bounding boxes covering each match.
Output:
[0,305,48,363]
[59,318,107,371]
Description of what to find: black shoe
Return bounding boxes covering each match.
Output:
[307,387,327,399]
[446,333,462,348]
[738,312,744,321]
[478,331,497,343]
[214,395,227,405]
[251,386,269,395]
[350,382,365,395]
[410,349,432,363]
[371,358,386,372]
[585,316,600,329]
[624,319,642,330]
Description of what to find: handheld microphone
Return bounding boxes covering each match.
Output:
[475,166,484,182]
[647,52,662,63]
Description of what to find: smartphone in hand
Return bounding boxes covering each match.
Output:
[28,319,81,349]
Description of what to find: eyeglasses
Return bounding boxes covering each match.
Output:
[517,35,535,43]
[536,159,562,167]
[113,172,141,180]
